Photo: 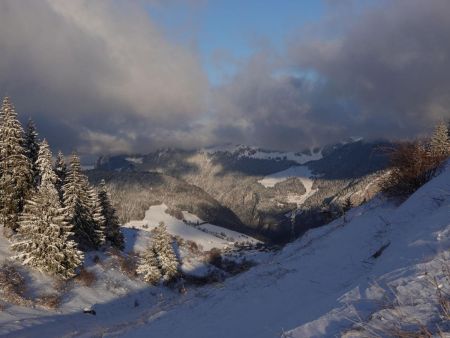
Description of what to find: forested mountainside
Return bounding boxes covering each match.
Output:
[93,139,391,242]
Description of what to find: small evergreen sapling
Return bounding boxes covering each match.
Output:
[342,197,353,213]
[136,244,161,284]
[152,222,179,282]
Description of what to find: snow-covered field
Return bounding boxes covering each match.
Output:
[124,204,260,252]
[1,164,449,337]
[259,166,318,206]
[258,166,313,188]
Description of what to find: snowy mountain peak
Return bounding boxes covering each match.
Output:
[202,143,323,164]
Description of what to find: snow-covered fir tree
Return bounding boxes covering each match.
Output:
[428,122,450,158]
[12,140,83,279]
[152,222,179,282]
[54,151,67,202]
[136,244,162,284]
[0,97,33,235]
[63,153,103,250]
[98,180,124,249]
[88,186,106,247]
[24,118,40,187]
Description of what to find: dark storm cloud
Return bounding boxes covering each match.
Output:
[0,0,208,155]
[1,0,449,155]
[214,0,450,150]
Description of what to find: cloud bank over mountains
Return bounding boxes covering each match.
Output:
[0,0,449,154]
[0,0,208,154]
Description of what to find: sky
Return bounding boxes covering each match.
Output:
[146,0,325,85]
[0,0,449,156]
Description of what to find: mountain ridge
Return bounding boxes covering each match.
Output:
[91,139,391,243]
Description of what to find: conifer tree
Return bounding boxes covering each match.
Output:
[152,222,179,282]
[342,197,353,213]
[24,118,40,187]
[136,244,161,284]
[63,153,102,250]
[88,187,106,246]
[0,98,6,185]
[428,122,450,159]
[54,151,67,202]
[0,97,33,235]
[98,180,124,249]
[12,140,83,279]
[0,100,4,123]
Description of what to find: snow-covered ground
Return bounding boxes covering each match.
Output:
[1,164,449,337]
[124,204,260,252]
[259,166,318,206]
[125,156,144,164]
[258,166,314,188]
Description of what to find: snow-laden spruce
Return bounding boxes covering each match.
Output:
[12,140,83,279]
[136,244,162,284]
[152,222,179,282]
[63,153,103,250]
[24,118,40,188]
[98,180,124,249]
[0,97,33,235]
[54,151,67,203]
[87,186,106,246]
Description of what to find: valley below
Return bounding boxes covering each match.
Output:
[93,140,389,243]
[1,151,449,338]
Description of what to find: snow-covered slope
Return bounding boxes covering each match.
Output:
[125,204,260,252]
[258,166,318,207]
[112,163,449,337]
[258,166,314,188]
[1,164,449,337]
